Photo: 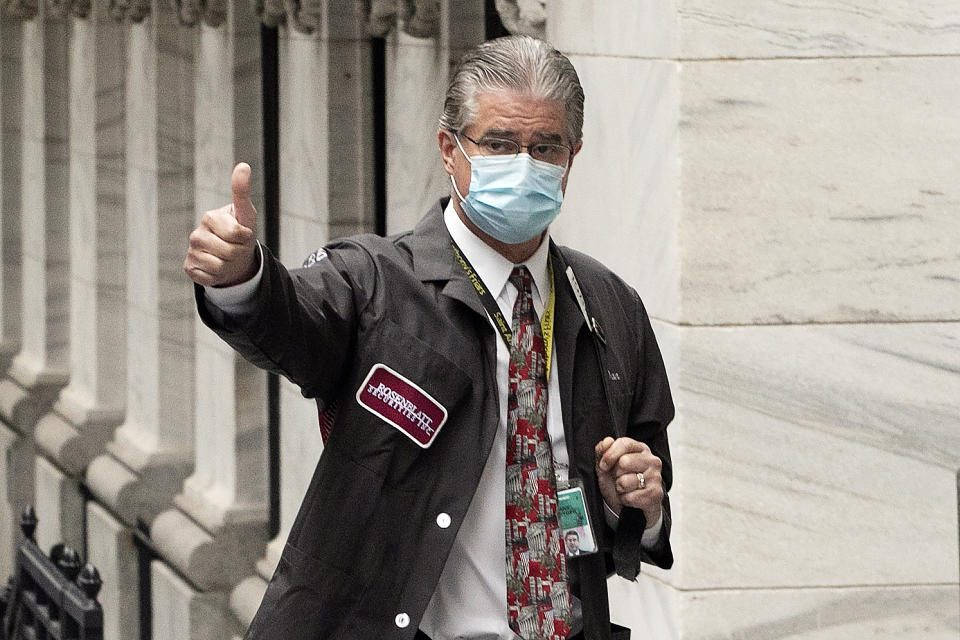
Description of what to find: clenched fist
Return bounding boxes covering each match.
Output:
[595,436,664,528]
[184,162,259,287]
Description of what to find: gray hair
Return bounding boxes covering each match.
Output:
[439,35,585,146]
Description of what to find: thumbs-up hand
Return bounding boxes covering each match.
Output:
[184,162,260,287]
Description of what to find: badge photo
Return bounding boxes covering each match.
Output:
[356,363,448,448]
[558,486,598,556]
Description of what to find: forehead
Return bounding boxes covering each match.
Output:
[469,91,567,139]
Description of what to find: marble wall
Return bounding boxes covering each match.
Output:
[0,13,22,366]
[0,1,957,639]
[548,1,960,638]
[384,1,485,233]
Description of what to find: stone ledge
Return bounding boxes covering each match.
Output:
[255,537,284,583]
[151,560,240,640]
[85,453,190,526]
[229,575,267,631]
[151,508,268,591]
[0,373,68,435]
[174,476,267,535]
[107,424,190,473]
[34,402,122,476]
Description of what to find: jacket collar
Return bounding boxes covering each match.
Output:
[406,197,588,347]
[407,198,486,318]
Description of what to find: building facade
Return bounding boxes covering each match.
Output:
[1,1,958,638]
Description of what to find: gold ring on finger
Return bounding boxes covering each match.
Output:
[637,472,645,489]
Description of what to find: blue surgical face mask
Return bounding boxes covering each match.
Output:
[450,135,567,245]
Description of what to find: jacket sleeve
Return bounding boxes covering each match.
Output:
[195,241,377,406]
[612,292,675,579]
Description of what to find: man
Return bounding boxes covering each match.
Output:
[185,35,673,640]
[565,531,582,556]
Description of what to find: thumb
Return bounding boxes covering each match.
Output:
[231,162,258,232]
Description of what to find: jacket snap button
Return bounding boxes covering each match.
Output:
[395,612,410,628]
[436,513,451,529]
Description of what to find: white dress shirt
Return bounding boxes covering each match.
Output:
[203,203,662,639]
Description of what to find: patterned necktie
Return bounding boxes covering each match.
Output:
[505,266,571,640]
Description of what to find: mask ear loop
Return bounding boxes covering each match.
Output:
[450,133,473,203]
[450,175,467,204]
[453,133,473,164]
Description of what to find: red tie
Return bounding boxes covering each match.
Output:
[505,266,570,640]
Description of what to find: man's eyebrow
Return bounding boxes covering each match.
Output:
[481,128,565,143]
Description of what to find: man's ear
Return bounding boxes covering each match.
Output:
[438,130,458,174]
[569,140,583,169]
[561,140,583,191]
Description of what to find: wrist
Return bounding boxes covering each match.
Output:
[642,504,662,529]
[217,245,260,288]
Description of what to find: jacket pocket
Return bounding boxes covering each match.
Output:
[331,317,473,488]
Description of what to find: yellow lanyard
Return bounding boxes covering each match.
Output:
[451,242,555,380]
[540,259,556,381]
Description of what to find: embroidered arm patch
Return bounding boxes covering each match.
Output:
[356,364,448,448]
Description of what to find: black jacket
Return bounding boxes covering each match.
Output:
[197,199,674,640]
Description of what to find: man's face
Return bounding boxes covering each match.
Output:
[439,90,581,210]
[565,532,580,553]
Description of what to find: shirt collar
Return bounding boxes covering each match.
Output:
[443,200,551,306]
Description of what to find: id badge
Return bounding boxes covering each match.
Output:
[557,485,598,557]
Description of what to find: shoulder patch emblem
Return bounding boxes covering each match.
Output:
[302,248,328,268]
[356,364,448,448]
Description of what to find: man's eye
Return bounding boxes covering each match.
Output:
[484,140,509,153]
[532,144,553,156]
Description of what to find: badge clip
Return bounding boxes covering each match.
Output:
[565,266,593,329]
[590,317,606,345]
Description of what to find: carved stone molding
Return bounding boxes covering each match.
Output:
[252,0,321,34]
[494,0,546,39]
[46,0,90,19]
[172,0,226,27]
[251,0,281,27]
[3,0,39,20]
[109,0,150,22]
[368,0,440,39]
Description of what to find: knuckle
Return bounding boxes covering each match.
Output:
[189,228,204,247]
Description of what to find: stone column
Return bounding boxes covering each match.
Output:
[229,1,375,629]
[86,0,195,533]
[548,2,960,637]
[382,0,484,234]
[31,0,128,556]
[0,7,22,373]
[0,0,71,574]
[0,4,24,582]
[84,2,196,636]
[86,501,138,640]
[149,4,266,635]
[0,0,71,437]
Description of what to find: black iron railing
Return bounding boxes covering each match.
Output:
[1,507,102,640]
